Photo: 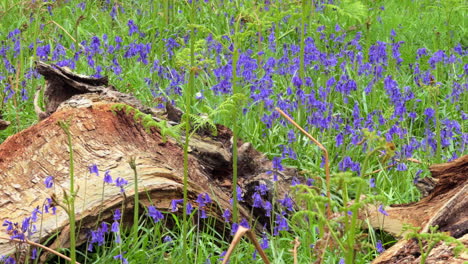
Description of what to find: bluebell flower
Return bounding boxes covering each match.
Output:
[230,222,239,236]
[273,211,289,235]
[170,199,183,212]
[31,247,37,259]
[113,209,121,221]
[378,205,389,216]
[369,178,376,188]
[376,240,385,253]
[263,201,272,217]
[101,222,109,233]
[103,170,113,184]
[148,206,164,222]
[252,192,263,208]
[0,256,16,264]
[127,19,139,36]
[163,235,172,243]
[36,44,51,61]
[222,209,231,222]
[2,220,14,232]
[291,177,300,186]
[44,176,54,188]
[115,177,128,192]
[89,164,99,176]
[31,207,42,222]
[335,132,344,147]
[396,163,407,171]
[113,253,128,264]
[260,233,269,249]
[110,5,117,20]
[278,194,294,211]
[111,221,119,233]
[186,202,193,215]
[240,218,250,228]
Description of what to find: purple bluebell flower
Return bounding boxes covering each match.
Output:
[44,176,54,188]
[273,211,289,235]
[36,44,51,61]
[0,255,15,264]
[148,205,163,222]
[369,178,376,188]
[186,203,193,215]
[240,218,250,228]
[111,221,119,233]
[163,235,172,243]
[252,192,263,208]
[113,254,128,264]
[89,164,99,176]
[260,233,269,249]
[127,20,139,36]
[115,177,128,192]
[396,163,407,171]
[110,5,117,20]
[278,194,294,211]
[2,220,14,232]
[376,240,385,253]
[113,209,121,221]
[378,205,389,216]
[31,207,41,222]
[31,247,37,259]
[170,199,184,212]
[103,170,113,184]
[230,222,239,236]
[101,222,108,233]
[222,209,231,222]
[291,177,300,186]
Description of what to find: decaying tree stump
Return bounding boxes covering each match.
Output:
[0,62,299,257]
[364,155,468,263]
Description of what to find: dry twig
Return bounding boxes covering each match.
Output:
[275,107,332,217]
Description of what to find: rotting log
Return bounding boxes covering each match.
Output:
[364,155,468,263]
[0,62,299,258]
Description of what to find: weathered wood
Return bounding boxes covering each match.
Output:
[0,62,298,258]
[366,155,468,263]
[0,119,9,130]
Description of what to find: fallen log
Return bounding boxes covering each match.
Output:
[0,62,299,257]
[364,155,468,263]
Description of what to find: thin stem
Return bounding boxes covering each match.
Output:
[275,107,331,217]
[231,16,240,224]
[182,1,196,262]
[130,157,139,242]
[58,120,76,264]
[0,236,80,264]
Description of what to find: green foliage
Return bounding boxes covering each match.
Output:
[111,103,181,143]
[325,0,368,23]
[182,94,247,137]
[175,39,214,70]
[404,225,467,264]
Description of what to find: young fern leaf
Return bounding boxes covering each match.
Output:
[325,0,367,23]
[111,103,181,143]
